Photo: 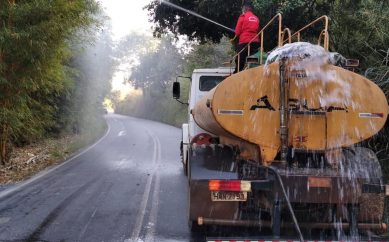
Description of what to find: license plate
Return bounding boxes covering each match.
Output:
[211,191,247,201]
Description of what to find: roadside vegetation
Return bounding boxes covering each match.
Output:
[0,1,113,179]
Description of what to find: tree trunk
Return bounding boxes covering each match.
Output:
[0,125,9,166]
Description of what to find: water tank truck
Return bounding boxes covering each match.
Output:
[173,15,389,240]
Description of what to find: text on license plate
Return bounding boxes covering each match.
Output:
[211,191,247,201]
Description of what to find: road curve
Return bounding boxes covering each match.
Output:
[0,114,191,242]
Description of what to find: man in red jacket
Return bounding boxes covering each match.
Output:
[234,0,260,73]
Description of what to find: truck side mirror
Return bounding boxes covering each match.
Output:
[173,82,180,99]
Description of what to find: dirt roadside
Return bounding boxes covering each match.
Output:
[0,135,82,187]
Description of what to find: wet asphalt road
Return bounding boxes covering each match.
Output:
[0,114,192,242]
[0,114,377,242]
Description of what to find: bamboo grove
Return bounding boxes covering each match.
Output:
[0,0,112,165]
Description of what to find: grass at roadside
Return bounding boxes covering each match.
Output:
[0,117,107,185]
[65,118,108,157]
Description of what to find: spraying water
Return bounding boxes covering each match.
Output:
[159,0,235,33]
[264,42,387,240]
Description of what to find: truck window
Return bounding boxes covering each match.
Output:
[199,76,225,91]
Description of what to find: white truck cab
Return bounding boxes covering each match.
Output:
[173,67,233,174]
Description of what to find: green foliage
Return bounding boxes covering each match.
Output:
[146,0,333,46]
[366,51,389,96]
[184,37,232,74]
[146,0,240,43]
[329,0,389,69]
[112,35,232,127]
[113,35,186,126]
[0,0,101,165]
[130,35,184,90]
[115,87,188,127]
[114,32,152,65]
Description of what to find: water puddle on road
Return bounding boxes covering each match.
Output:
[0,217,10,225]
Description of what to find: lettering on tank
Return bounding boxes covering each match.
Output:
[250,96,348,113]
[250,96,275,111]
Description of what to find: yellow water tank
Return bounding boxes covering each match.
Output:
[192,43,389,163]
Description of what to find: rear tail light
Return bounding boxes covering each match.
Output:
[208,180,251,192]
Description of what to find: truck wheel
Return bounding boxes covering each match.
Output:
[359,193,384,223]
[188,219,204,233]
[342,147,384,223]
[183,150,188,176]
[183,161,187,176]
[341,147,382,178]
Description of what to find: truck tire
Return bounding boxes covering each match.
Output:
[183,150,188,176]
[342,147,384,223]
[341,147,382,178]
[188,219,204,234]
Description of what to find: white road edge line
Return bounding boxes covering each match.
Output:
[129,129,160,242]
[0,120,112,200]
[144,135,162,242]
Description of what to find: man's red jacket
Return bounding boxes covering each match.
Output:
[235,11,260,44]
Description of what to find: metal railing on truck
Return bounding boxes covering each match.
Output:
[232,13,283,70]
[232,15,330,71]
[288,15,330,50]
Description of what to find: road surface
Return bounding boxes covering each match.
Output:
[0,114,193,242]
